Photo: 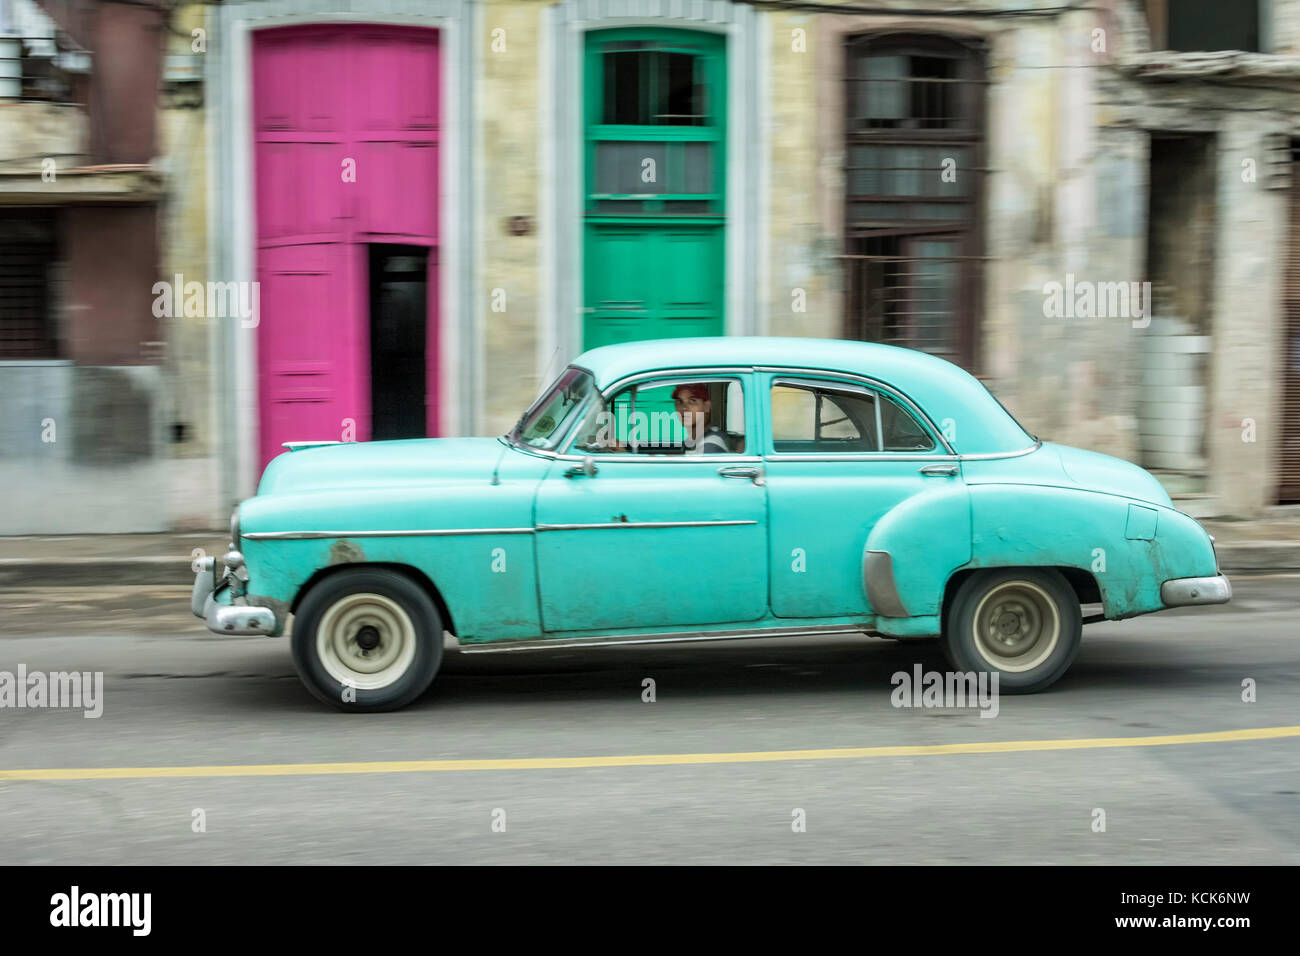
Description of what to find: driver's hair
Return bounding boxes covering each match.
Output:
[671,383,710,403]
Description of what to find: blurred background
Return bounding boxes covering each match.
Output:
[1,0,1297,533]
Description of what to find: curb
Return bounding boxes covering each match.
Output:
[0,558,195,588]
[1212,543,1300,572]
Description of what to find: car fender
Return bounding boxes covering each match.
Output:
[237,451,550,642]
[964,484,1219,618]
[863,481,972,618]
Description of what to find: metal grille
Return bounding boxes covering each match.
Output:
[1278,151,1300,501]
[841,235,974,363]
[0,211,58,358]
[843,34,984,369]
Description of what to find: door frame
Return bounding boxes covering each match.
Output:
[536,366,768,632]
[756,368,960,619]
[540,0,768,383]
[209,0,474,501]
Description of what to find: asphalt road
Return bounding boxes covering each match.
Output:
[0,576,1297,864]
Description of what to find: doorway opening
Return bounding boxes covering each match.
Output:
[1142,132,1215,497]
[368,244,428,441]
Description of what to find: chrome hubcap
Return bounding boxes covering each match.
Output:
[316,592,417,691]
[972,581,1061,672]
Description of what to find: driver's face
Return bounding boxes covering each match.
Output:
[673,392,711,435]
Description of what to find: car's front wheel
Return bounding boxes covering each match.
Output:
[292,568,443,711]
[942,569,1082,694]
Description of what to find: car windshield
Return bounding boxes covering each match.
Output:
[508,367,597,450]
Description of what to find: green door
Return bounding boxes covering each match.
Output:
[583,28,726,348]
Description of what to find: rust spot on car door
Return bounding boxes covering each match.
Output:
[328,539,366,565]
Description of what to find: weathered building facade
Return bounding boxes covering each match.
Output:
[1,0,172,532]
[6,0,1298,531]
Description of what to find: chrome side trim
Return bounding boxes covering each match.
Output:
[458,623,870,654]
[282,440,342,451]
[765,453,956,463]
[955,441,1043,461]
[1160,574,1232,607]
[536,519,758,531]
[242,527,535,540]
[863,549,909,618]
[553,453,765,464]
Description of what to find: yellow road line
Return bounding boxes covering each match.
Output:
[3,726,1298,782]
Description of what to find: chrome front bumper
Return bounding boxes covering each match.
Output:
[192,555,277,635]
[1160,574,1232,607]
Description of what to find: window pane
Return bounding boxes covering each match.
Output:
[851,44,976,131]
[771,384,878,452]
[849,145,970,200]
[603,48,708,127]
[604,51,645,124]
[818,395,861,441]
[660,200,713,213]
[909,55,957,128]
[880,394,935,451]
[679,142,713,194]
[912,239,959,353]
[1167,0,1259,52]
[595,141,667,194]
[857,54,906,124]
[515,368,596,450]
[661,52,704,125]
[580,379,743,455]
[771,385,816,441]
[0,211,58,358]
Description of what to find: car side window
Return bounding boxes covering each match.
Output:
[572,378,746,455]
[879,393,936,451]
[770,382,934,454]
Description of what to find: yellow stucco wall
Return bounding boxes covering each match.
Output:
[479,0,546,436]
[159,2,211,462]
[767,13,839,340]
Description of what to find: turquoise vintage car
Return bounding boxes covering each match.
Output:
[192,337,1230,711]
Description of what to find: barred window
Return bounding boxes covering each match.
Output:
[0,211,59,358]
[843,34,984,369]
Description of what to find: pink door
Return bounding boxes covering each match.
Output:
[253,25,440,468]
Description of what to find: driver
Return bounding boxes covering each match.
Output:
[672,384,729,455]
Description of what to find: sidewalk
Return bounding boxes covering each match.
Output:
[0,532,226,587]
[1,518,1298,587]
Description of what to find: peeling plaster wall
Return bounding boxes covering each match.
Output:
[1099,19,1297,513]
[0,364,169,533]
[1271,0,1300,54]
[788,0,1293,514]
[481,1,545,436]
[800,5,1146,463]
[768,12,835,340]
[159,2,221,529]
[1205,110,1285,515]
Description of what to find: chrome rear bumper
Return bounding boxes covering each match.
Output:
[1160,574,1232,607]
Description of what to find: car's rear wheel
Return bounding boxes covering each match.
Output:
[942,569,1081,694]
[292,568,443,711]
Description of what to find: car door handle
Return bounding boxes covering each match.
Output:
[919,463,958,477]
[717,465,766,486]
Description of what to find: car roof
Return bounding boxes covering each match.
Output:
[571,336,1035,455]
